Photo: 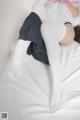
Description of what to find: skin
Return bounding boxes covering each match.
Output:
[67,3,79,17]
[46,0,79,17]
[45,0,79,46]
[60,3,79,46]
[59,23,75,46]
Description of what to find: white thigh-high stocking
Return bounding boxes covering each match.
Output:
[41,21,66,112]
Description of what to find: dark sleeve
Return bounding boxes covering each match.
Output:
[19,12,36,40]
[74,25,80,43]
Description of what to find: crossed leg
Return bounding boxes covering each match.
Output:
[41,21,66,112]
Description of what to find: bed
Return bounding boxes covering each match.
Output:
[0,0,80,120]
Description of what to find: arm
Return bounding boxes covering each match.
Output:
[67,3,79,17]
[59,23,75,46]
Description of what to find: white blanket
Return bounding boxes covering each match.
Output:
[1,39,80,120]
[1,0,80,119]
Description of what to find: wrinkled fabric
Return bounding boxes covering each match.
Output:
[1,39,80,120]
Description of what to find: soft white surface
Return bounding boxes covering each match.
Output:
[0,0,35,119]
[1,0,80,120]
[1,40,80,120]
[0,0,35,75]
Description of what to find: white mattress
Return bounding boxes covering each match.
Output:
[0,39,80,120]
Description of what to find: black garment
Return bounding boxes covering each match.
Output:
[74,25,80,43]
[19,12,49,65]
[64,23,80,44]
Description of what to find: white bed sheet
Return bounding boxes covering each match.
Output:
[0,39,80,120]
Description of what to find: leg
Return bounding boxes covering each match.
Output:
[41,21,66,112]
